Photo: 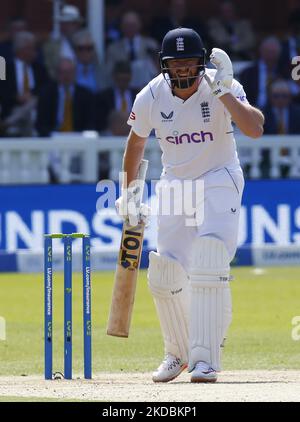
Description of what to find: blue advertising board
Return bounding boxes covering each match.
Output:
[0,180,299,270]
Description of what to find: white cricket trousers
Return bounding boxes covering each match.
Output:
[156,166,245,271]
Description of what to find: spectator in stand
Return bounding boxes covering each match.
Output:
[263,80,300,134]
[280,9,300,78]
[150,0,210,47]
[106,11,159,89]
[73,29,109,93]
[95,61,138,132]
[105,0,123,46]
[207,0,255,61]
[97,110,130,180]
[0,31,49,137]
[261,80,300,178]
[105,110,130,136]
[0,17,28,62]
[36,58,95,136]
[239,36,283,109]
[43,4,84,79]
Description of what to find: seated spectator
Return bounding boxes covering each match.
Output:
[0,31,49,137]
[104,110,130,136]
[43,4,84,79]
[105,0,123,46]
[263,80,300,134]
[239,36,283,108]
[207,1,255,60]
[279,9,300,78]
[73,29,109,93]
[0,16,28,62]
[150,0,210,47]
[36,58,95,136]
[106,11,159,89]
[98,110,130,180]
[261,80,300,178]
[95,61,138,132]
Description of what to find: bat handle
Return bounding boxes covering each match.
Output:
[137,159,148,182]
[135,159,148,208]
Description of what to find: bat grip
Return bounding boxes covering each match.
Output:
[135,159,148,208]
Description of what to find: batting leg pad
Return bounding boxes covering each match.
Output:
[147,252,189,363]
[188,237,232,372]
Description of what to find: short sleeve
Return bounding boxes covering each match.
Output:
[224,78,249,118]
[231,78,249,105]
[127,85,153,138]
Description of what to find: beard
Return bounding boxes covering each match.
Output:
[172,74,199,89]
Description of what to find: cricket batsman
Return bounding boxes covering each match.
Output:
[116,27,264,383]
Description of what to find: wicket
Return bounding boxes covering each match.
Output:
[44,233,92,380]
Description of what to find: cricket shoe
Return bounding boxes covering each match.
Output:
[152,353,187,383]
[190,361,218,383]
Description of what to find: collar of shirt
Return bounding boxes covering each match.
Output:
[114,88,132,111]
[76,63,98,93]
[60,36,76,61]
[77,62,92,74]
[125,35,141,54]
[59,84,75,96]
[258,59,277,77]
[15,58,35,95]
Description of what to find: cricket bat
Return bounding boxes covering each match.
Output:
[107,159,149,337]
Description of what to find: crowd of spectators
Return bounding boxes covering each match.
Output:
[0,0,300,178]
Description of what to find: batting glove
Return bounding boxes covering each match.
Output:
[204,48,233,98]
[115,187,151,227]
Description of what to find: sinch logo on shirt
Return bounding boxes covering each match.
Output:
[166,130,214,144]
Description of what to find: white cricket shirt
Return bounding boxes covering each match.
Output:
[127,69,249,179]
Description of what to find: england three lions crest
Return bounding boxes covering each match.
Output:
[201,102,210,123]
[176,37,184,51]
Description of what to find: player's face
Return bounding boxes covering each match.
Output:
[166,58,200,89]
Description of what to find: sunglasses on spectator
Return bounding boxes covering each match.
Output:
[271,93,290,99]
[76,45,94,51]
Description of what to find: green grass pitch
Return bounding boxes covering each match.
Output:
[0,267,299,376]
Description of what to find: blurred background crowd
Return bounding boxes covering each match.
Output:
[0,0,300,180]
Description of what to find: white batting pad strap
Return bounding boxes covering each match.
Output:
[148,252,189,363]
[189,277,230,285]
[188,237,232,372]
